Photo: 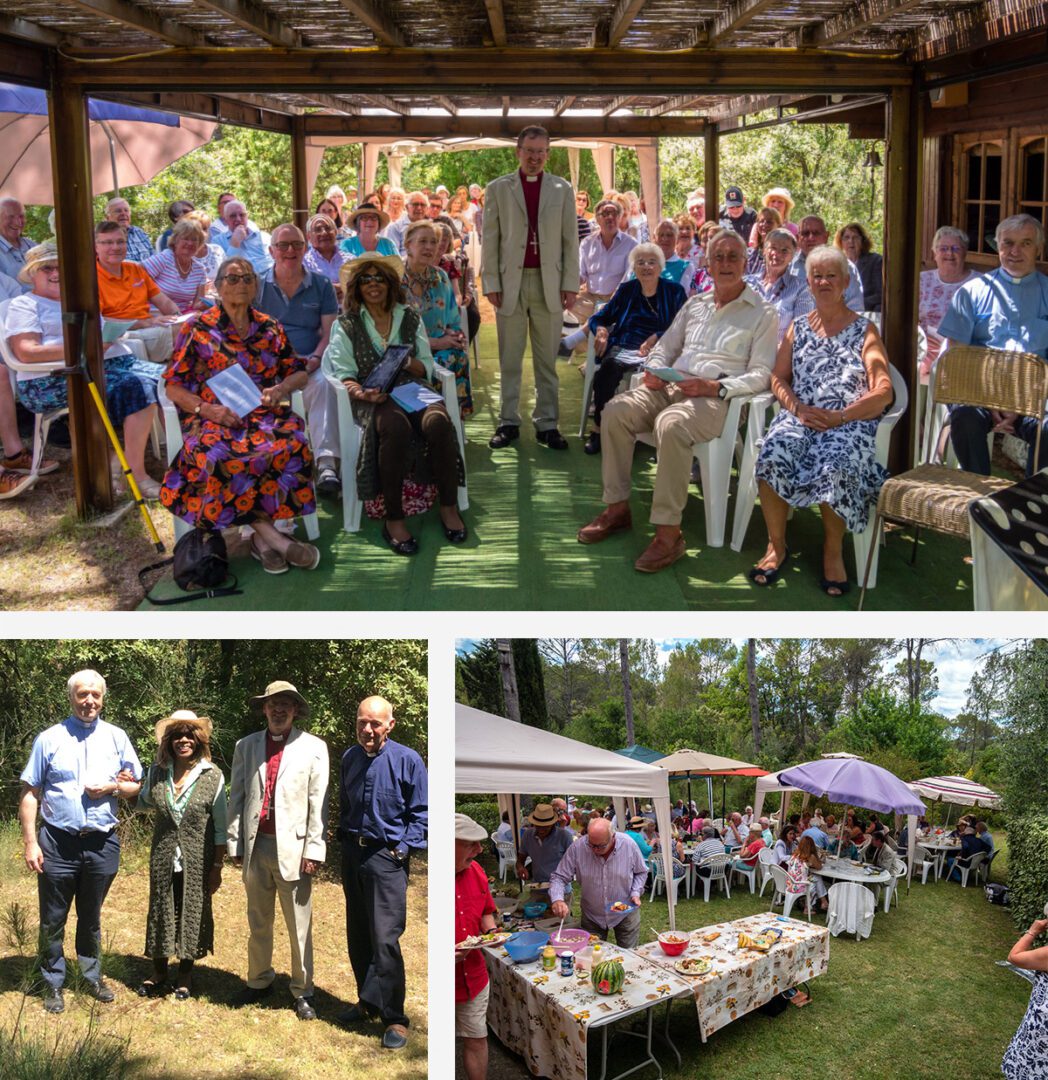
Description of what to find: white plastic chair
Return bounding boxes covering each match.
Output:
[325,365,467,533]
[913,844,937,885]
[730,852,759,894]
[768,863,812,921]
[979,848,999,885]
[757,846,778,898]
[158,379,320,544]
[693,853,732,902]
[648,854,687,903]
[629,372,756,548]
[882,862,907,911]
[950,850,986,888]
[730,362,909,588]
[494,839,517,882]
[826,881,875,940]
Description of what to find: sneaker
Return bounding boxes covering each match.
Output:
[316,465,340,498]
[2,448,59,475]
[250,539,288,575]
[42,987,64,1014]
[0,470,34,500]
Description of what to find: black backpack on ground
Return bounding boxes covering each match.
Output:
[139,530,242,605]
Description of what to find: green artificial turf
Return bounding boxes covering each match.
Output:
[140,323,974,611]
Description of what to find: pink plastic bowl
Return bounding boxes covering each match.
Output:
[549,928,590,953]
[658,932,690,956]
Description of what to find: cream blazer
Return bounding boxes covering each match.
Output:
[481,170,581,316]
[227,726,329,883]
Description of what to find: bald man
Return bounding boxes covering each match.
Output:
[337,696,428,1049]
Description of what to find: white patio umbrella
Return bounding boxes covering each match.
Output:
[908,775,1001,827]
[0,82,216,203]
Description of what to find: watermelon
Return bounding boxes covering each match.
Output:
[592,958,625,996]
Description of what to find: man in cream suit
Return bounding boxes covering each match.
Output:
[482,124,580,450]
[227,680,329,1020]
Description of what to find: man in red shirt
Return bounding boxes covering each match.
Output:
[455,814,497,1080]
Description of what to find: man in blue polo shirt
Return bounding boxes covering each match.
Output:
[256,223,340,496]
[0,196,34,288]
[337,695,427,1050]
[18,668,142,1014]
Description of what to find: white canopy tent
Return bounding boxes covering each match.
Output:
[304,134,662,224]
[456,703,678,929]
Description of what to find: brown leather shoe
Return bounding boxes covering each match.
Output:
[577,507,632,545]
[634,532,687,573]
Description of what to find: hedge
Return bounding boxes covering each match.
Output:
[1005,813,1048,936]
[456,797,501,837]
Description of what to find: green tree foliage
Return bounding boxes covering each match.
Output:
[0,639,426,822]
[830,686,949,775]
[457,639,504,716]
[512,639,549,729]
[1005,814,1048,934]
[997,641,1048,815]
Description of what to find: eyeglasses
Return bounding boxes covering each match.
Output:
[588,838,613,850]
[357,273,387,285]
[274,240,305,251]
[408,201,427,209]
[36,264,59,274]
[634,258,660,267]
[935,244,964,254]
[799,230,825,238]
[221,273,256,284]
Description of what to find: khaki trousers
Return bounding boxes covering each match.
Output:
[601,384,728,526]
[244,834,314,998]
[570,289,612,324]
[495,268,563,431]
[125,324,175,364]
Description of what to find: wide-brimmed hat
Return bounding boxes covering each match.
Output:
[628,815,648,829]
[762,187,795,212]
[154,709,213,749]
[345,204,390,230]
[339,251,404,295]
[249,680,310,718]
[18,240,58,284]
[456,813,488,842]
[528,803,558,827]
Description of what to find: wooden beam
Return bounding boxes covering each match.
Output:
[65,0,204,47]
[807,0,928,47]
[335,0,407,47]
[607,0,651,46]
[192,0,302,49]
[482,0,508,46]
[60,47,913,94]
[602,95,636,116]
[435,95,459,114]
[707,93,777,124]
[704,125,719,221]
[0,28,53,79]
[882,80,920,472]
[647,94,703,116]
[302,113,707,138]
[918,22,1048,83]
[0,15,66,48]
[910,0,1048,62]
[359,93,409,114]
[708,0,783,45]
[48,77,112,515]
[552,96,576,116]
[229,92,300,113]
[111,90,293,130]
[305,93,359,114]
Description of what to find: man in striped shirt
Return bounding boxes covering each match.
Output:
[104,198,155,263]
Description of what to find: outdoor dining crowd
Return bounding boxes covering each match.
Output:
[1,124,1046,590]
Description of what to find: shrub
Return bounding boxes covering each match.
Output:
[1005,813,1048,934]
[455,797,500,837]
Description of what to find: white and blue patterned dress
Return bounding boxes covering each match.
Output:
[755,314,887,533]
[1003,971,1048,1079]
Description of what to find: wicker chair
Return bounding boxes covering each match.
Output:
[859,345,1048,607]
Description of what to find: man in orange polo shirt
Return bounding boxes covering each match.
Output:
[95,220,180,362]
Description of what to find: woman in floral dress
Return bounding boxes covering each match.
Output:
[1002,912,1048,1079]
[159,256,319,574]
[402,220,473,415]
[752,245,893,596]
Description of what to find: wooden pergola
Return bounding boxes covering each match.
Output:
[1,0,1045,516]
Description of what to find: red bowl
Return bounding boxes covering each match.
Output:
[658,933,689,956]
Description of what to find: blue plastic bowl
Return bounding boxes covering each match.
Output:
[504,930,549,963]
[522,901,548,918]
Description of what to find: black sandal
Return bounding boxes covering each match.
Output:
[748,547,790,587]
[381,524,418,556]
[819,577,851,597]
[137,979,168,998]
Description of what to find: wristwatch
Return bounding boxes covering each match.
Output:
[194,402,203,415]
[717,384,728,400]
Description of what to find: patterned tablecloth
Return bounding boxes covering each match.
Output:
[634,912,830,1040]
[483,941,694,1080]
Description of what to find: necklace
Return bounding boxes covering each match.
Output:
[174,255,193,279]
[640,289,659,317]
[369,308,393,344]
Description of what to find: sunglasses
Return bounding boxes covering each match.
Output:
[357,273,388,285]
[274,240,305,251]
[221,273,256,284]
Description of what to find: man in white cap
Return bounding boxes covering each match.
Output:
[227,680,329,1021]
[455,813,497,1080]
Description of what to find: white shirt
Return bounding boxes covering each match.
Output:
[5,292,62,380]
[646,283,777,399]
[579,230,637,296]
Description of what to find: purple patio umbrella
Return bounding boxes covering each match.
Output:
[778,757,926,890]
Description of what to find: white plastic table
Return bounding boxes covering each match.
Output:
[814,856,892,911]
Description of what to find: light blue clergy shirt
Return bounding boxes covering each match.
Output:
[216,226,273,275]
[0,234,33,289]
[937,268,1048,359]
[20,716,143,834]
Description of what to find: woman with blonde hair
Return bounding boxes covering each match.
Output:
[756,188,797,237]
[786,834,828,913]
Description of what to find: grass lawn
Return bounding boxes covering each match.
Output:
[463,836,1029,1080]
[0,823,427,1079]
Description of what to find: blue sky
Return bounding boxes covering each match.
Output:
[457,638,1016,718]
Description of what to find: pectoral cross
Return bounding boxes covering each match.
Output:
[529,231,539,256]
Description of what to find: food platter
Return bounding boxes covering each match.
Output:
[674,956,712,976]
[605,900,637,915]
[455,931,513,952]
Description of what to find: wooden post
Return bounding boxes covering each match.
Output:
[291,115,309,232]
[48,67,113,515]
[882,81,922,474]
[704,125,719,221]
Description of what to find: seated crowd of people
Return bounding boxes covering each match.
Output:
[1,142,1044,594]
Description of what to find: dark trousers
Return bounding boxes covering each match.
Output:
[950,405,1048,475]
[592,358,634,428]
[341,844,409,1026]
[37,822,120,989]
[373,400,458,519]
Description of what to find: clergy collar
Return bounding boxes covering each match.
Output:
[519,168,543,183]
[997,268,1032,286]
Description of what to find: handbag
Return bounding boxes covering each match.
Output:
[139,530,242,605]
